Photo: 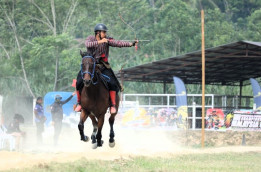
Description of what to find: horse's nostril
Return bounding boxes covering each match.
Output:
[84,80,91,86]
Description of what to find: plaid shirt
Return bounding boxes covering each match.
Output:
[85,35,132,62]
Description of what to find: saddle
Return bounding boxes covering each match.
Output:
[96,62,124,92]
[95,66,110,91]
[80,50,123,92]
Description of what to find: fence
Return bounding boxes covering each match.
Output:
[122,94,253,130]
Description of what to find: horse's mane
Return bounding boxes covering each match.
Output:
[80,50,91,58]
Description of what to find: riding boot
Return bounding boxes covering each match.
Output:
[74,90,82,112]
[109,91,117,114]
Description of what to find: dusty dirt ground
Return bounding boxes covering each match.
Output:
[1,120,261,171]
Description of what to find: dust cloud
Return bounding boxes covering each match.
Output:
[1,113,261,171]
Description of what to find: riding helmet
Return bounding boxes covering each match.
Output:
[55,95,62,101]
[94,23,108,32]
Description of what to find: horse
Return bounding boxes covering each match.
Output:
[77,51,119,149]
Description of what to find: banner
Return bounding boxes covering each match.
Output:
[173,77,188,128]
[0,95,2,117]
[250,78,261,110]
[0,95,3,124]
[231,113,261,130]
[206,108,224,130]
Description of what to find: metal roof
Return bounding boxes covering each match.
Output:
[116,40,261,86]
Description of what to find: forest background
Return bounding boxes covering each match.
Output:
[0,0,261,99]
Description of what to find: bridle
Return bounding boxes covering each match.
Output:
[81,55,111,87]
[81,56,97,85]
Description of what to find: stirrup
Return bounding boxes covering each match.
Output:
[74,103,82,112]
[110,105,117,114]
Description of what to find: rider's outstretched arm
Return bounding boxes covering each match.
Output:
[108,38,134,48]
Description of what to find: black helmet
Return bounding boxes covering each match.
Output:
[94,23,108,32]
[55,95,62,101]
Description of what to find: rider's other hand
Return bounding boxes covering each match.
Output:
[72,91,76,96]
[99,38,108,44]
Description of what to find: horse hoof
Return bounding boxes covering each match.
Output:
[81,136,89,142]
[92,143,98,149]
[97,140,104,147]
[109,141,115,148]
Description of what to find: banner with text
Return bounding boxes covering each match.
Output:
[231,113,261,130]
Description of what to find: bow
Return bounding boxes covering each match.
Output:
[119,12,139,51]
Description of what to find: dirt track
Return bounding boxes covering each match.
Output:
[1,123,261,171]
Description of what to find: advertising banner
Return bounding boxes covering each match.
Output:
[231,113,261,130]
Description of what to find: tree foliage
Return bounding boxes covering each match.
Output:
[0,0,260,97]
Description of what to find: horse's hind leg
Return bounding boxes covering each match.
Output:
[109,94,119,148]
[108,113,116,148]
[78,110,89,142]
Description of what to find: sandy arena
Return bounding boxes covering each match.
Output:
[1,116,261,171]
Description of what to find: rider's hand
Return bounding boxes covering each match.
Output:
[99,38,108,44]
[72,91,76,96]
[132,40,139,46]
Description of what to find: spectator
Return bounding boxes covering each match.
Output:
[6,114,26,151]
[51,92,75,146]
[34,97,46,144]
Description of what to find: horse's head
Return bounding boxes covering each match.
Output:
[80,51,95,87]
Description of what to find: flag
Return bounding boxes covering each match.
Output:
[173,77,188,127]
[250,78,261,110]
[173,77,187,107]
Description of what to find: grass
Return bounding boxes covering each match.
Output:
[3,152,261,172]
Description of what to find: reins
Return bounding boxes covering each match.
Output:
[81,56,110,85]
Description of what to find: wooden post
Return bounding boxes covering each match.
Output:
[201,10,205,148]
[120,68,124,105]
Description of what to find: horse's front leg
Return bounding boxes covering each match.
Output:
[96,115,105,147]
[89,115,98,149]
[78,109,89,142]
[108,113,116,148]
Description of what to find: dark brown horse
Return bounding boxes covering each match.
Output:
[78,51,119,149]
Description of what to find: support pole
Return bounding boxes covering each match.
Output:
[163,82,167,106]
[163,81,166,94]
[201,10,205,148]
[239,81,243,108]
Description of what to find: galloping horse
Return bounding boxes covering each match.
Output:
[78,51,119,149]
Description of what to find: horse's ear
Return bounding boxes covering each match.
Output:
[80,50,83,57]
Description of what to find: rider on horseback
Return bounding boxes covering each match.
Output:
[75,23,138,114]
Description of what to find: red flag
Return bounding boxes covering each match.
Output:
[71,79,77,88]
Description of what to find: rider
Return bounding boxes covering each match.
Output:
[75,23,138,114]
